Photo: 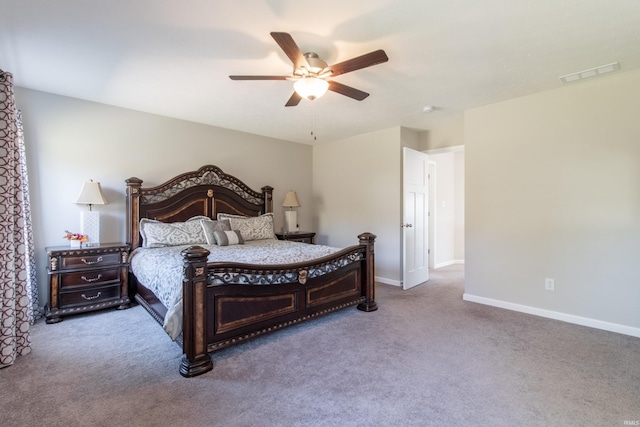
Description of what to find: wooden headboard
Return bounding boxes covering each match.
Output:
[126,165,273,249]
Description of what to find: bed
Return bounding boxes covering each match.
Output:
[125,165,377,377]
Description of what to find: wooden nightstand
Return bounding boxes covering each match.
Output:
[276,231,316,244]
[45,242,130,324]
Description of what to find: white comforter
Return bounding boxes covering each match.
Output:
[130,239,341,340]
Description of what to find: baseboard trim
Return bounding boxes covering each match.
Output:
[463,293,640,338]
[376,276,401,287]
[434,260,465,269]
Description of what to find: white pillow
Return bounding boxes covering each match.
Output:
[216,212,276,241]
[140,216,209,248]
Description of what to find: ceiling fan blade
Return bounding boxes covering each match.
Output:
[328,81,370,101]
[328,49,389,77]
[285,92,302,107]
[270,32,308,69]
[229,75,289,80]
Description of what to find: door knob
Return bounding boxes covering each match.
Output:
[401,223,413,228]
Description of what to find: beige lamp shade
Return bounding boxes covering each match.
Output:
[75,179,107,209]
[282,191,300,208]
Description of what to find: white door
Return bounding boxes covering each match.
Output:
[403,147,429,290]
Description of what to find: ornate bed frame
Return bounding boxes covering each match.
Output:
[125,165,377,377]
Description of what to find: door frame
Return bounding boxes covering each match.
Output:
[428,160,436,269]
[424,145,465,270]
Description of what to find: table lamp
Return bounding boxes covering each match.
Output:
[282,190,300,233]
[75,179,107,245]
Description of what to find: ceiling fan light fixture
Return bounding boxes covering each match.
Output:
[230,33,389,107]
[293,77,329,100]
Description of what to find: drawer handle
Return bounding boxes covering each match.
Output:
[81,256,103,265]
[81,292,101,301]
[80,274,102,283]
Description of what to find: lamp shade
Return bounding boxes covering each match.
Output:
[282,191,300,208]
[293,77,329,100]
[75,180,107,208]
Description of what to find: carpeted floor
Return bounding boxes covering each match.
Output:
[1,265,639,426]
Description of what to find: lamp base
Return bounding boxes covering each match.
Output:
[80,211,100,245]
[284,210,298,233]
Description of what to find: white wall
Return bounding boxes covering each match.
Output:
[15,87,313,306]
[420,124,466,269]
[313,127,404,283]
[465,68,640,335]
[454,150,465,261]
[429,150,465,267]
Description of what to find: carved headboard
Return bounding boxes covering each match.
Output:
[126,165,273,249]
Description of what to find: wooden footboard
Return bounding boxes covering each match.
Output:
[179,233,377,378]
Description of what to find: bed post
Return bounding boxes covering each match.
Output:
[125,177,143,249]
[262,186,273,213]
[180,246,213,377]
[357,232,378,312]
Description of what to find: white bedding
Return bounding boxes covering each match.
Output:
[130,239,342,340]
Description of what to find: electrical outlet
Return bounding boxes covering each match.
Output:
[545,278,555,291]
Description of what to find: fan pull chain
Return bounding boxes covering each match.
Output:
[310,102,317,141]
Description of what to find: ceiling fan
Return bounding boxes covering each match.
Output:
[229,32,389,107]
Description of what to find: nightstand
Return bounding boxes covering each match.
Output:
[276,231,316,244]
[45,242,130,324]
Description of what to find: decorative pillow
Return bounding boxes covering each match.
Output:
[216,212,276,241]
[213,230,244,246]
[200,219,231,245]
[140,217,208,248]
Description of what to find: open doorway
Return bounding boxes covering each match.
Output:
[426,146,465,269]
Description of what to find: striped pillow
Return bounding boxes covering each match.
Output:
[200,219,231,245]
[213,230,244,246]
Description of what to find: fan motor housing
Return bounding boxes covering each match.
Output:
[301,52,327,74]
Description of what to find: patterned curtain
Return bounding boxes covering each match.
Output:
[0,70,42,368]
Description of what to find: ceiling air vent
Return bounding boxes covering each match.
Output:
[559,62,620,84]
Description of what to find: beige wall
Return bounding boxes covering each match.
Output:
[313,127,403,283]
[312,124,458,284]
[22,64,640,337]
[465,69,640,334]
[16,87,313,306]
[419,120,465,151]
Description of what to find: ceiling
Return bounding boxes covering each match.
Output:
[2,1,640,144]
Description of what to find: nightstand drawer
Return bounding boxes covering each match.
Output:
[61,252,121,269]
[60,284,121,307]
[60,268,120,288]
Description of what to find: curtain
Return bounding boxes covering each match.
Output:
[0,70,42,368]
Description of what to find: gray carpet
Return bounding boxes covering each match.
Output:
[1,265,639,427]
